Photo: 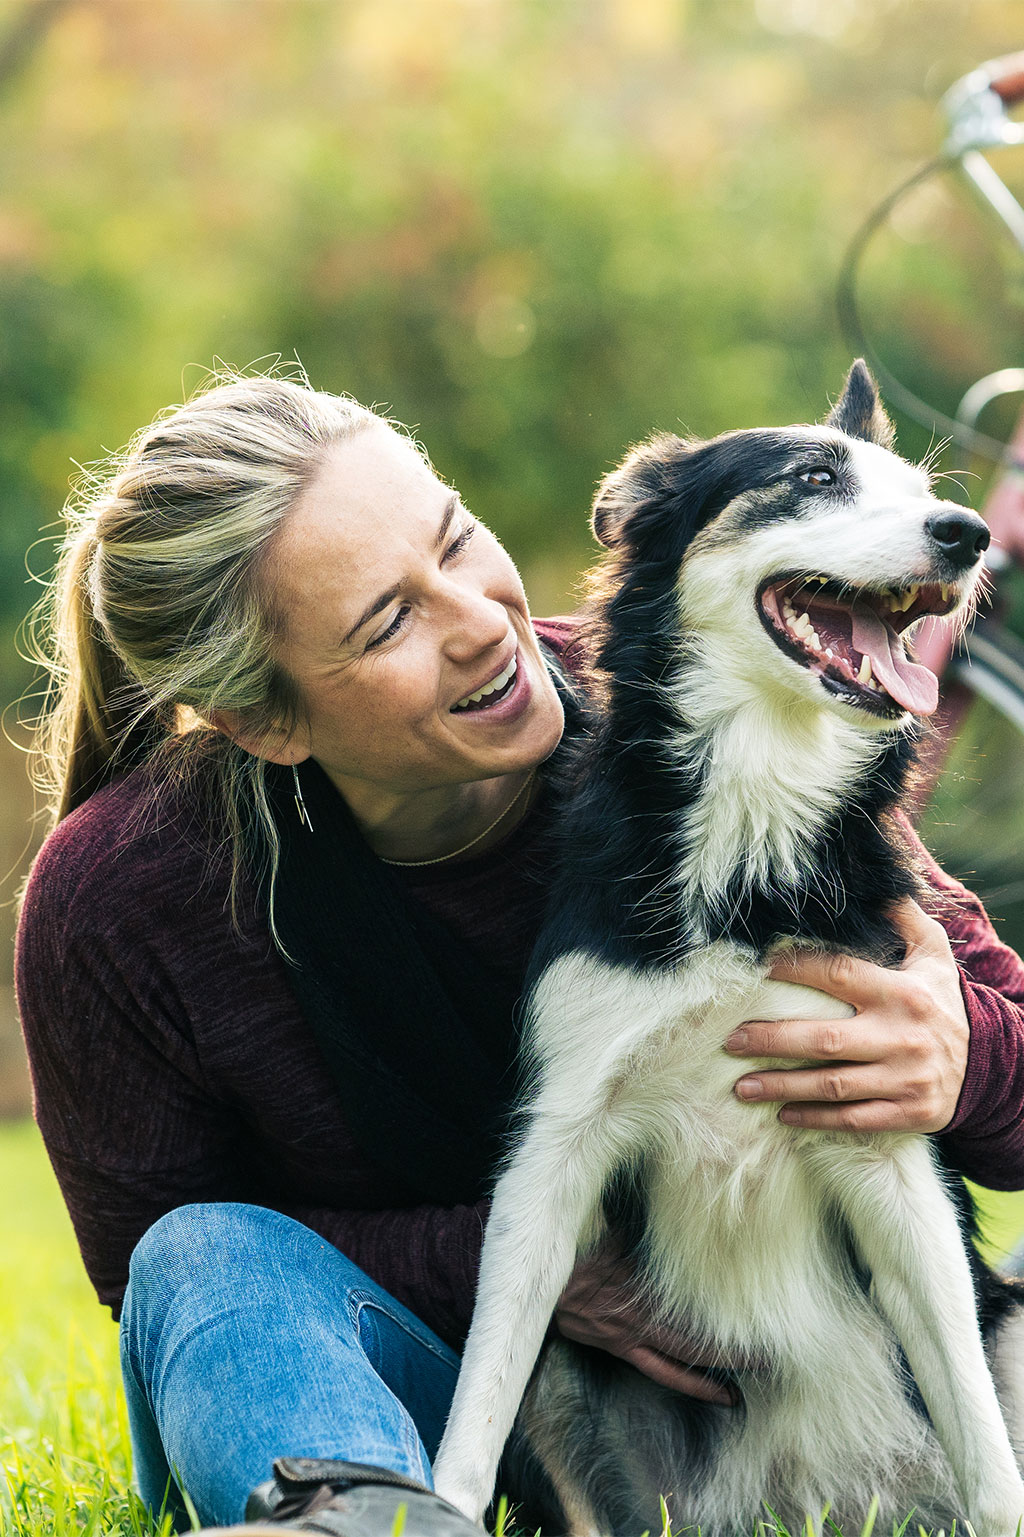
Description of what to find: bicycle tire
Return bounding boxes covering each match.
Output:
[918,623,1024,956]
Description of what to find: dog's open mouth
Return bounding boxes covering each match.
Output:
[757,575,961,718]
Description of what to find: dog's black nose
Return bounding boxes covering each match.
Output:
[925,510,991,568]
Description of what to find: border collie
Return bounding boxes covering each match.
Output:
[433,363,1024,1535]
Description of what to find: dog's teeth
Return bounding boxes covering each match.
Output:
[903,584,920,611]
[807,626,822,649]
[825,647,834,659]
[940,582,950,602]
[857,654,872,685]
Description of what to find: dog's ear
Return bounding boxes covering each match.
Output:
[591,434,687,548]
[826,359,895,449]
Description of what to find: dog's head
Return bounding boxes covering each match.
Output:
[591,361,990,731]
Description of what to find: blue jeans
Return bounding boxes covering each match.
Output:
[119,1203,461,1529]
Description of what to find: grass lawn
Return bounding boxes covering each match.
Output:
[0,1119,171,1537]
[4,1118,1024,1536]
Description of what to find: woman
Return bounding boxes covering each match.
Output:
[16,372,1024,1536]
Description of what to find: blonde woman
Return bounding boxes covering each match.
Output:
[16,374,1024,1537]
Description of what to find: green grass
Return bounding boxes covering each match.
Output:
[3,1117,1024,1536]
[0,1120,171,1537]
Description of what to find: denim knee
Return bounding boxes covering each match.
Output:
[128,1204,297,1327]
[123,1202,381,1330]
[131,1201,284,1276]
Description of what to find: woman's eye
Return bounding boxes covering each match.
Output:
[365,606,410,652]
[363,523,476,652]
[443,521,476,561]
[798,467,835,488]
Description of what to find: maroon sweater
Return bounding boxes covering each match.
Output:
[15,618,1024,1349]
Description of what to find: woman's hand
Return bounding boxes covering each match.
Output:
[555,1239,749,1405]
[725,897,970,1133]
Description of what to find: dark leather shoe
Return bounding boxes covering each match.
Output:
[194,1458,481,1537]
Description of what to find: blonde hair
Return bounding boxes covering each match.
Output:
[27,369,381,930]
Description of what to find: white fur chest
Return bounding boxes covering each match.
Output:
[529,940,856,1153]
[529,943,868,1352]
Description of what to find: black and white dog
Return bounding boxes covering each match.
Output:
[433,363,1024,1534]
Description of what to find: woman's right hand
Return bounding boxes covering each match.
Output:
[554,1238,752,1406]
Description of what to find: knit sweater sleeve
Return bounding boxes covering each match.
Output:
[16,805,247,1316]
[897,812,1024,1189]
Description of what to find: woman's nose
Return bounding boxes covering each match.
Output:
[442,585,510,660]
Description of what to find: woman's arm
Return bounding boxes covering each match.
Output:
[15,791,491,1348]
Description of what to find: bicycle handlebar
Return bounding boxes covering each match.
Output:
[989,55,1024,107]
[943,51,1024,154]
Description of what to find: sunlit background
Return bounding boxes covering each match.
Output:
[2,0,1024,1114]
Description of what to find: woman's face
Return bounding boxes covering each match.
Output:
[266,421,566,797]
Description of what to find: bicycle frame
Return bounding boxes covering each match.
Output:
[911,51,1024,677]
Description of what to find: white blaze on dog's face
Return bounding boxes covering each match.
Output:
[682,428,967,731]
[595,362,991,734]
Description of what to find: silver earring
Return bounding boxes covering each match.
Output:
[292,763,313,831]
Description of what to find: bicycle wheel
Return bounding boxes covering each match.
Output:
[917,623,1024,958]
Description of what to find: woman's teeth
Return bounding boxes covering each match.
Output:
[451,655,518,712]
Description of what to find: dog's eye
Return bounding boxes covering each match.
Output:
[798,467,835,488]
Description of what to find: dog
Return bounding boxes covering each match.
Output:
[432,362,1024,1535]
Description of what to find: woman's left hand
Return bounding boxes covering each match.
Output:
[723,897,970,1134]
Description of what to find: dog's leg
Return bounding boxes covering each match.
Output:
[806,1135,1024,1532]
[988,1303,1024,1466]
[434,951,676,1524]
[432,1118,616,1521]
[433,1107,627,1524]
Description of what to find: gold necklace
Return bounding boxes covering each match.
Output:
[379,770,538,868]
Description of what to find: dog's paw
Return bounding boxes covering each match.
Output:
[432,1479,487,1528]
[431,1452,490,1528]
[966,1502,1024,1537]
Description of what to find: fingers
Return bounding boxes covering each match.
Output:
[775,1098,921,1133]
[766,944,886,1005]
[644,1321,768,1374]
[888,895,953,960]
[766,900,951,996]
[731,1052,948,1132]
[619,1344,739,1406]
[734,1063,899,1107]
[725,1017,888,1062]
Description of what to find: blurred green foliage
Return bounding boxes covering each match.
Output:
[1,0,1023,702]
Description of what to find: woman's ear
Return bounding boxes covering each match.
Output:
[209,709,311,767]
[591,433,688,548]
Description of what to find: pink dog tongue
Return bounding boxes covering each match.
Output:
[850,606,939,716]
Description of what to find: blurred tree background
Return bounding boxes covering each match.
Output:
[1,0,1023,1110]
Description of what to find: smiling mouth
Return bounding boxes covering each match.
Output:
[757,575,961,717]
[451,653,519,712]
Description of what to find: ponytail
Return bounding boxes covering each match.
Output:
[34,526,162,822]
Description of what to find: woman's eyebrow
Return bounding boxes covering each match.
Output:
[340,494,462,647]
[434,493,459,549]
